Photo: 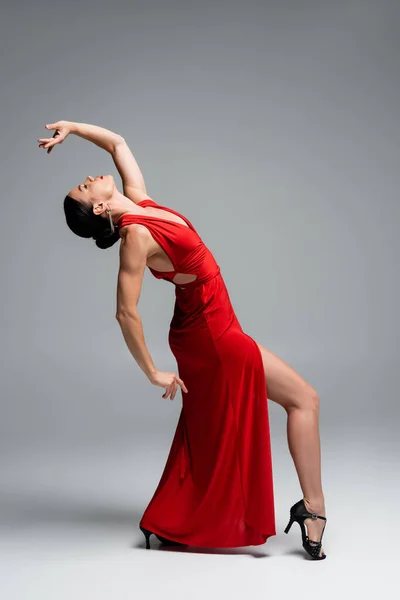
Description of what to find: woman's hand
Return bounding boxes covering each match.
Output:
[37,121,72,154]
[149,370,188,400]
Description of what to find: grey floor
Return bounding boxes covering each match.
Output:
[1,424,397,599]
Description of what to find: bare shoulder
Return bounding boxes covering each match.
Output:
[118,224,154,270]
[119,222,152,242]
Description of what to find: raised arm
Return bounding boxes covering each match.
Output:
[39,120,148,200]
[71,122,148,197]
[112,137,147,197]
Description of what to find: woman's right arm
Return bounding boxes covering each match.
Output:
[67,122,148,194]
[54,120,123,153]
[39,120,147,196]
[38,120,122,154]
[70,121,124,153]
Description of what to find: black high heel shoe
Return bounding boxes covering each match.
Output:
[140,526,188,549]
[284,499,327,560]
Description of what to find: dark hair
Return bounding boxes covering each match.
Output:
[63,194,120,249]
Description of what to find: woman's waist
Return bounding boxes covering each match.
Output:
[174,265,221,291]
[170,269,237,332]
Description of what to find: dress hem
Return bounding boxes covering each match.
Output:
[139,519,276,548]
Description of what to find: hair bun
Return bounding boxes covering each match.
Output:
[92,224,119,240]
[93,226,120,249]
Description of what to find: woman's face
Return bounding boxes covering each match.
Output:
[68,174,115,205]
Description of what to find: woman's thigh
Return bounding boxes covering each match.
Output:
[255,342,318,411]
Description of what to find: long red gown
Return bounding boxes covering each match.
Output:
[118,198,276,547]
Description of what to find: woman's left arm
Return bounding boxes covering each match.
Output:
[116,224,189,400]
[116,224,157,380]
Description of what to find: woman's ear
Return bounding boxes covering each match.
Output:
[93,202,106,216]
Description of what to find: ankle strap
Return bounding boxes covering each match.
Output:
[302,512,326,521]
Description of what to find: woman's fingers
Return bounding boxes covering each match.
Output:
[38,123,68,155]
[170,382,179,400]
[158,373,187,400]
[38,132,63,153]
[177,377,188,393]
[38,139,54,147]
[45,122,61,130]
[38,136,62,144]
[47,131,60,153]
[38,140,55,149]
[163,382,178,400]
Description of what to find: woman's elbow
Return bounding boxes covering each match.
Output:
[115,308,140,321]
[113,134,126,149]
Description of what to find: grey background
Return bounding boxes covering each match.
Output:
[0,0,398,597]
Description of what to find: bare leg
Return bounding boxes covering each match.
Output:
[256,342,326,557]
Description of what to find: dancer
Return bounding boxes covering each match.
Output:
[38,120,327,559]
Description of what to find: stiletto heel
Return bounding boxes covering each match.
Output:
[284,498,327,560]
[284,517,294,534]
[140,526,153,549]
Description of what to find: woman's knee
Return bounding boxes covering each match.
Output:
[255,341,320,413]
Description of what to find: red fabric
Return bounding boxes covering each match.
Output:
[118,199,276,547]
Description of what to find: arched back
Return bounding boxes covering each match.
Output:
[117,199,220,288]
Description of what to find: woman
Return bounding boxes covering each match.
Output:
[38,120,327,559]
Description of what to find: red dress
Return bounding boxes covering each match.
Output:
[118,199,276,547]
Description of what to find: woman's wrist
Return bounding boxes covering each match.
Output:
[65,121,77,133]
[147,368,159,383]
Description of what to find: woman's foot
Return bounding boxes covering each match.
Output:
[156,533,187,546]
[303,496,326,558]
